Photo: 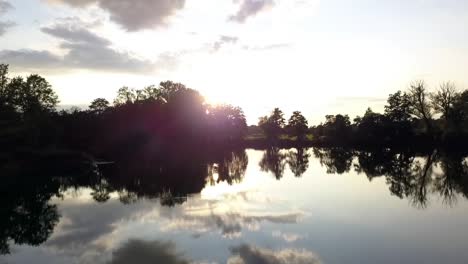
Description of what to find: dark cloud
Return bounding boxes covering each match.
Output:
[213,35,239,51]
[48,0,186,31]
[108,240,190,264]
[228,244,321,264]
[229,0,275,23]
[45,200,151,249]
[0,0,14,36]
[0,21,169,73]
[0,0,12,15]
[0,20,14,36]
[0,49,62,69]
[41,24,111,45]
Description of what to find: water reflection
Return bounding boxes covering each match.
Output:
[1,148,468,263]
[259,147,287,179]
[313,147,354,174]
[108,240,322,264]
[208,150,249,185]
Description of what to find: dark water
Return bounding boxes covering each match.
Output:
[1,148,468,264]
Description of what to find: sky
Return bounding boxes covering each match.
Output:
[0,0,468,124]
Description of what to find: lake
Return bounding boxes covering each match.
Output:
[1,148,468,264]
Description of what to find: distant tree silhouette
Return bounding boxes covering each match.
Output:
[431,82,459,133]
[385,91,412,123]
[453,90,468,133]
[89,98,110,114]
[319,114,352,144]
[408,81,433,134]
[208,104,247,144]
[287,111,308,141]
[353,108,386,144]
[5,74,58,114]
[114,86,136,106]
[384,91,413,140]
[258,108,285,140]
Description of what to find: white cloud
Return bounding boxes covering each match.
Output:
[229,0,275,23]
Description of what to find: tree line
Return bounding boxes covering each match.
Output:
[2,63,468,156]
[0,64,248,157]
[254,81,468,149]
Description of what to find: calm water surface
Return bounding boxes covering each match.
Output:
[2,148,468,264]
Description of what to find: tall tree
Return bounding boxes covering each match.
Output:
[113,86,136,106]
[258,108,285,139]
[7,74,59,114]
[208,104,247,142]
[384,90,412,123]
[287,111,309,141]
[431,82,459,130]
[408,80,433,134]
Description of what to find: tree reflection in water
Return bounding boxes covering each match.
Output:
[208,150,248,185]
[313,147,354,174]
[1,148,468,254]
[287,148,310,177]
[259,147,287,179]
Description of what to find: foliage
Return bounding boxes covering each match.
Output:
[89,98,110,114]
[258,108,285,139]
[408,80,433,133]
[208,104,247,143]
[287,111,308,141]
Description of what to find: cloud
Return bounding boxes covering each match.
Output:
[0,20,14,36]
[0,0,14,36]
[229,0,275,23]
[227,244,322,264]
[213,35,239,52]
[41,24,111,45]
[161,211,303,238]
[0,0,12,15]
[108,240,190,264]
[242,43,291,51]
[0,20,170,73]
[0,49,62,69]
[47,0,186,31]
[272,231,304,243]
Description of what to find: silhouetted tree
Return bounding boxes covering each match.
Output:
[287,111,308,141]
[353,108,386,144]
[319,114,352,144]
[258,108,285,140]
[208,104,247,143]
[431,82,459,133]
[113,86,136,106]
[384,90,413,139]
[408,81,433,134]
[6,74,59,115]
[89,98,110,114]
